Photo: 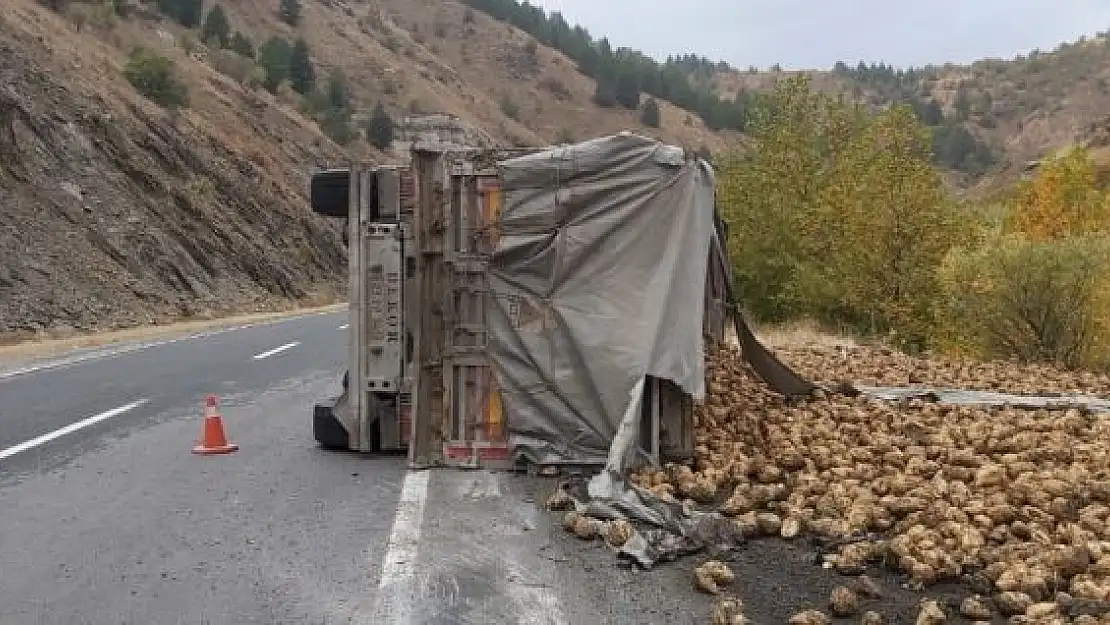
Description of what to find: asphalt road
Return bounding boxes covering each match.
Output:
[0,308,975,625]
[0,309,717,625]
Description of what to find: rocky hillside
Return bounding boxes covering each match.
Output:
[0,1,354,340]
[445,0,1110,193]
[712,37,1110,193]
[0,0,733,340]
[2,0,1108,339]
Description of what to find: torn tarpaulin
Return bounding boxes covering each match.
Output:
[551,475,750,569]
[616,511,750,569]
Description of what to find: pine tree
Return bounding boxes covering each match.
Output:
[279,0,301,26]
[615,68,640,110]
[257,36,292,93]
[201,5,231,48]
[229,31,255,58]
[920,98,944,126]
[953,87,972,121]
[325,70,350,112]
[158,0,202,28]
[640,97,660,128]
[365,101,395,150]
[592,66,618,108]
[288,37,315,94]
[180,0,201,27]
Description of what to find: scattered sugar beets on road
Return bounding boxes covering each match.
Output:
[550,341,1110,624]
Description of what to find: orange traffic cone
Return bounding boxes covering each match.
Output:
[192,394,239,455]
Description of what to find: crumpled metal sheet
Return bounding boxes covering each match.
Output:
[856,385,1110,413]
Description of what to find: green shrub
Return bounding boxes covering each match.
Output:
[499,95,520,121]
[364,101,394,149]
[201,5,230,48]
[210,49,254,85]
[123,47,189,109]
[229,31,255,58]
[319,109,355,145]
[936,234,1110,369]
[640,97,660,128]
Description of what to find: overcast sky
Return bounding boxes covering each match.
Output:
[531,0,1110,70]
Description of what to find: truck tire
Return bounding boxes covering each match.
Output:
[310,169,351,218]
[313,399,350,450]
[366,392,382,452]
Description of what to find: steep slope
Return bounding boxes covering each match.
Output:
[244,0,730,151]
[710,36,1110,192]
[0,1,348,339]
[5,0,1110,340]
[946,36,1110,190]
[0,0,736,339]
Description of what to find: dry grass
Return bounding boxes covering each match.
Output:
[17,0,1110,192]
[6,0,352,181]
[752,319,861,351]
[285,0,728,152]
[708,33,1110,192]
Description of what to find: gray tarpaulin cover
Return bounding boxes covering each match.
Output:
[486,132,716,470]
[486,133,814,566]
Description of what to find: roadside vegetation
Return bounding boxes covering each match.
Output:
[719,75,1110,370]
[39,0,394,148]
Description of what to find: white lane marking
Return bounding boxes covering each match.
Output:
[373,470,431,625]
[0,399,149,461]
[337,324,349,330]
[252,341,301,360]
[0,308,345,382]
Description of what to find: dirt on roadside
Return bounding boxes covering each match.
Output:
[0,302,346,367]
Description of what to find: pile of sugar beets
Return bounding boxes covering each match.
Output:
[548,343,1110,624]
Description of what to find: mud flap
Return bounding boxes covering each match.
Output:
[733,310,817,398]
[313,370,381,451]
[711,208,815,398]
[313,399,350,450]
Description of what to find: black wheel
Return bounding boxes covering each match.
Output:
[313,400,351,450]
[310,169,351,218]
[367,392,383,452]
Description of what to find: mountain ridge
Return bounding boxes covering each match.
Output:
[2,0,1107,337]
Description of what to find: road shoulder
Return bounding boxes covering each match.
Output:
[0,303,348,377]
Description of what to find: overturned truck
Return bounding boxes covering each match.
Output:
[309,132,813,473]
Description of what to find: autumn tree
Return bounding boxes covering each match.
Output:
[1007,148,1110,241]
[717,75,866,321]
[935,147,1110,368]
[718,75,961,347]
[815,104,966,345]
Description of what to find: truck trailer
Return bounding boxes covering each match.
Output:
[308,133,813,473]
